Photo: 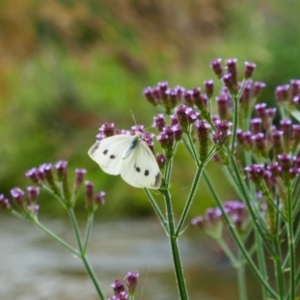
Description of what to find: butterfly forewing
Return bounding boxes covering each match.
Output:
[88,135,132,175]
[88,133,162,189]
[120,140,161,189]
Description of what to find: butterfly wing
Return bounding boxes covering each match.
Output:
[120,140,161,189]
[88,135,131,175]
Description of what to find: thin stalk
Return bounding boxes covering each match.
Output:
[144,188,169,234]
[68,209,105,300]
[204,171,278,298]
[34,219,79,256]
[175,164,203,236]
[218,237,239,268]
[163,187,189,300]
[254,231,270,299]
[176,133,216,235]
[230,79,247,154]
[286,185,295,300]
[273,235,285,299]
[237,248,248,300]
[83,214,94,252]
[228,157,275,255]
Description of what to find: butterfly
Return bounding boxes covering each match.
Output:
[88,133,161,189]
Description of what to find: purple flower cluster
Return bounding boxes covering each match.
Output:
[0,161,105,216]
[210,59,256,93]
[275,80,300,105]
[107,271,139,300]
[237,100,300,159]
[191,200,248,235]
[0,186,40,216]
[245,155,300,188]
[144,81,212,118]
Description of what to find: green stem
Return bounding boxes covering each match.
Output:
[68,209,105,300]
[237,248,248,300]
[228,157,275,255]
[144,188,169,235]
[83,214,94,252]
[286,185,295,300]
[203,171,278,298]
[163,187,189,300]
[230,79,247,154]
[273,234,285,299]
[254,230,270,299]
[175,164,203,236]
[218,238,239,268]
[34,219,79,256]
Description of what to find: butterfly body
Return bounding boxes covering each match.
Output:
[88,133,161,189]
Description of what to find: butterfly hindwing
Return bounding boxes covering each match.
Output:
[88,135,132,175]
[120,139,161,189]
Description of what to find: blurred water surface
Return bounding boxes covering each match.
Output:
[0,215,259,300]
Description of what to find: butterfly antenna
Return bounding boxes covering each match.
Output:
[130,110,137,125]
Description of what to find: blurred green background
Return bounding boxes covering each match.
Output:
[0,0,299,217]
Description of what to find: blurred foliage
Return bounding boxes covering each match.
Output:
[0,0,299,218]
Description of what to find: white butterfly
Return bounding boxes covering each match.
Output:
[88,133,161,189]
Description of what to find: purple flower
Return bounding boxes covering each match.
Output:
[55,160,68,181]
[250,118,262,134]
[0,194,11,211]
[251,133,268,158]
[143,87,157,105]
[125,271,139,294]
[95,191,105,205]
[194,120,210,161]
[290,79,300,98]
[27,186,40,202]
[10,187,26,206]
[222,73,236,93]
[244,61,256,79]
[111,279,126,295]
[85,181,94,208]
[253,82,266,98]
[152,114,166,132]
[245,164,265,185]
[210,58,223,78]
[226,58,238,85]
[204,80,214,98]
[191,216,204,228]
[157,126,175,151]
[216,93,231,120]
[26,168,42,185]
[74,168,87,192]
[275,85,289,103]
[99,123,115,138]
[156,153,167,169]
[183,90,194,106]
[212,120,232,146]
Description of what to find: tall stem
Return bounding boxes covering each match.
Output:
[163,188,189,300]
[286,185,295,299]
[68,209,105,300]
[237,249,247,300]
[203,171,278,298]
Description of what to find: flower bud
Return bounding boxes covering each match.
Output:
[125,271,139,295]
[244,62,256,79]
[210,58,223,78]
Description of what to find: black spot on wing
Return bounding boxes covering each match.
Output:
[135,166,141,172]
[144,170,149,176]
[152,172,161,188]
[102,148,116,159]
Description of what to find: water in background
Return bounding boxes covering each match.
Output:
[0,214,259,300]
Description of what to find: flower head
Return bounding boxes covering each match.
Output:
[125,271,139,295]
